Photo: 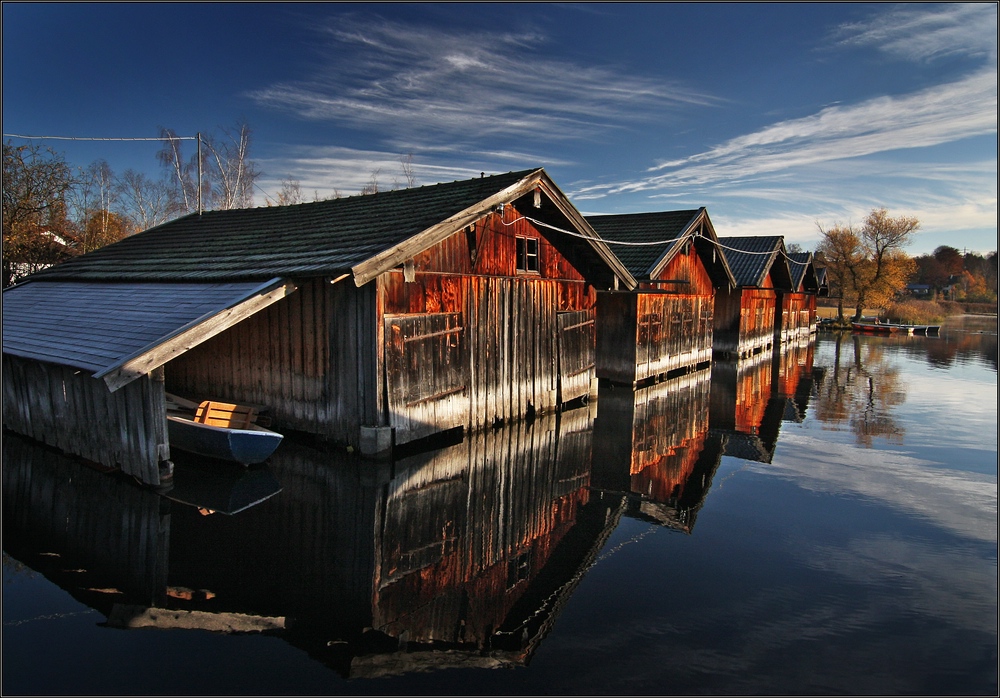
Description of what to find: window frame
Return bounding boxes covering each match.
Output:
[515,235,540,274]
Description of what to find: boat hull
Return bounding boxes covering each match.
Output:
[852,322,940,335]
[167,415,283,465]
[851,322,906,334]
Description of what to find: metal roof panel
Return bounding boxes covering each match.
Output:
[2,279,287,376]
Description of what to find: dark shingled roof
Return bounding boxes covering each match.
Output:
[717,236,793,290]
[28,169,538,282]
[787,252,819,293]
[585,210,700,279]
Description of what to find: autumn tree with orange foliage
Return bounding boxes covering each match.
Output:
[2,141,78,287]
[817,208,918,321]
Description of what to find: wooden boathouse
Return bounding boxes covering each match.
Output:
[2,169,631,486]
[777,251,821,342]
[586,209,735,387]
[712,236,793,359]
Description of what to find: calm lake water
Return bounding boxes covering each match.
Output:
[4,317,997,696]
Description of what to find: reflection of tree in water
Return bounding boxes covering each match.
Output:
[813,334,906,447]
[922,332,998,372]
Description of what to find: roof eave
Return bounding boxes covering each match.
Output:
[350,169,637,290]
[95,277,297,391]
[532,171,637,289]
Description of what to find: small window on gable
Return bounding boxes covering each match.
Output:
[516,235,539,274]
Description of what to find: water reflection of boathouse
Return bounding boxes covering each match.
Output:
[2,407,625,678]
[709,340,819,464]
[592,368,725,533]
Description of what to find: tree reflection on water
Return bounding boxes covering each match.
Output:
[812,334,907,447]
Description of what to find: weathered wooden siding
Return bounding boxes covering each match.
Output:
[165,278,379,449]
[379,206,596,444]
[652,243,716,293]
[713,274,777,359]
[384,312,468,443]
[777,291,813,344]
[2,354,167,485]
[557,309,596,403]
[596,243,716,386]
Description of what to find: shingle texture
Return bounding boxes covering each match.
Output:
[586,210,700,279]
[717,236,786,288]
[29,170,536,282]
[2,279,283,373]
[787,252,814,292]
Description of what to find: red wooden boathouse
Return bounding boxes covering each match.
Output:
[2,169,631,485]
[586,209,735,387]
[712,236,793,359]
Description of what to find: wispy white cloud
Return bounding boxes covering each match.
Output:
[573,67,997,200]
[758,432,997,544]
[249,17,719,145]
[255,145,487,199]
[255,143,571,200]
[830,3,998,63]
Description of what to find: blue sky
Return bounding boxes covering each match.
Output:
[3,2,997,255]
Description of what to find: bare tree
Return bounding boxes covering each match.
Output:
[71,160,125,252]
[400,153,416,188]
[275,177,303,206]
[360,168,381,195]
[157,127,199,215]
[157,121,260,213]
[201,121,259,209]
[117,169,173,230]
[313,188,341,201]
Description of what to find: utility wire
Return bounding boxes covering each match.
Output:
[3,133,197,141]
[502,213,812,265]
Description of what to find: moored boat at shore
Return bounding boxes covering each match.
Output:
[851,321,940,336]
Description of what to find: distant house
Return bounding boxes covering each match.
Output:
[586,209,735,387]
[713,236,793,359]
[2,169,631,486]
[778,251,821,341]
[906,283,933,298]
[3,230,78,287]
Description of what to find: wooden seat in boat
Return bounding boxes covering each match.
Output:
[194,401,258,429]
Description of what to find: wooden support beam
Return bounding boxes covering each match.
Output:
[97,281,297,392]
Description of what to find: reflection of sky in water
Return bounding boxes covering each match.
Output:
[530,459,998,694]
[766,432,996,543]
[809,335,997,469]
[531,334,998,695]
[3,331,996,696]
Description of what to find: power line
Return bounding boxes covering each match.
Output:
[4,132,205,214]
[3,133,197,141]
[505,214,812,265]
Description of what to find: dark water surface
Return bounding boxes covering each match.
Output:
[4,318,997,696]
